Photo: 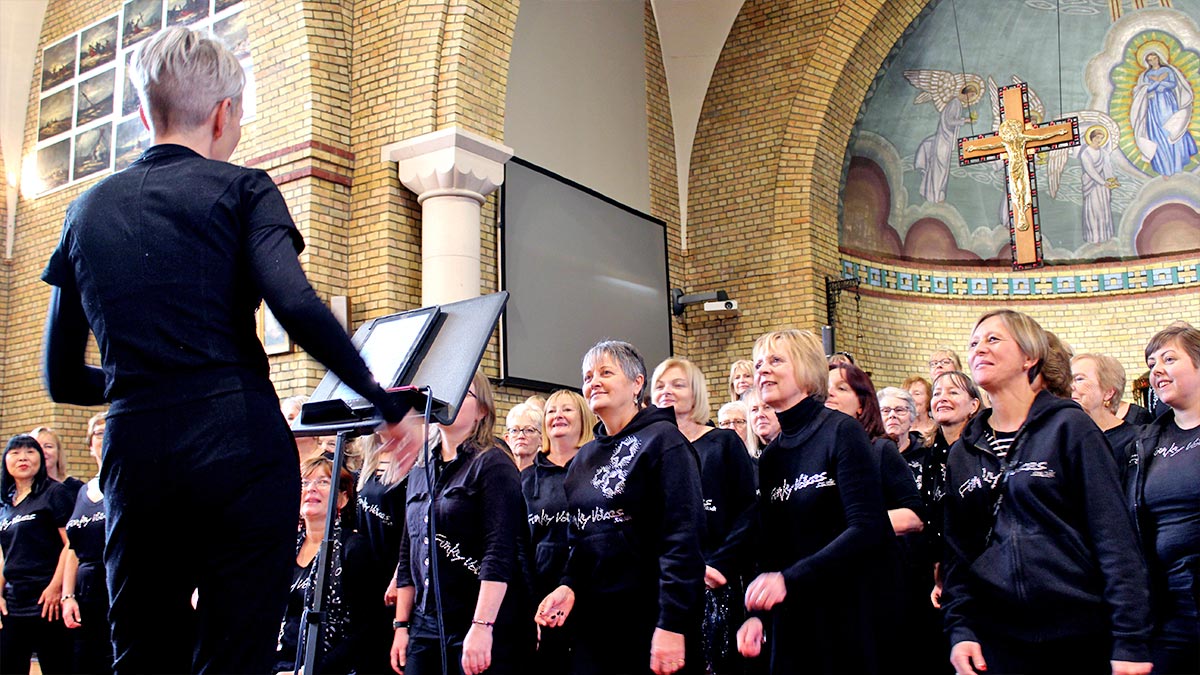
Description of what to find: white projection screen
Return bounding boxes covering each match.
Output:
[499,158,673,391]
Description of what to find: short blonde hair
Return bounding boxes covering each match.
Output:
[930,349,962,371]
[29,427,66,479]
[651,357,711,425]
[540,389,596,452]
[973,310,1049,386]
[131,26,245,134]
[752,329,827,401]
[1072,354,1126,414]
[728,360,753,401]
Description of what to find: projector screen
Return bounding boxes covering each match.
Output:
[499,158,672,391]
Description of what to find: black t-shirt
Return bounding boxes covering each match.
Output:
[65,483,107,605]
[1144,421,1200,570]
[0,481,74,616]
[355,471,406,584]
[42,144,402,421]
[1104,421,1140,475]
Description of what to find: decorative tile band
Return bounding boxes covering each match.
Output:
[840,257,1200,299]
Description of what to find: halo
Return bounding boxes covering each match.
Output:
[959,77,983,106]
[1084,124,1109,146]
[1136,40,1170,68]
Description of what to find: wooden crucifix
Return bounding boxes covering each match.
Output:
[959,82,1079,269]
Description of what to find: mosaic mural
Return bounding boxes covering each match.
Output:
[843,0,1200,264]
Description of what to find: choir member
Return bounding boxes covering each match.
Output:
[1127,322,1200,673]
[944,310,1151,675]
[522,389,595,675]
[392,371,534,675]
[736,329,894,674]
[537,341,705,675]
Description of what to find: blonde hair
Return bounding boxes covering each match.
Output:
[130,26,245,134]
[540,389,596,452]
[973,310,1049,386]
[1072,354,1126,414]
[751,329,827,401]
[728,360,753,401]
[29,427,66,480]
[651,357,711,425]
[930,349,963,371]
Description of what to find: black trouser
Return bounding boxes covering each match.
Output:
[71,596,114,675]
[975,630,1112,675]
[103,389,299,674]
[0,613,73,675]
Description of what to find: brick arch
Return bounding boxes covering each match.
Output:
[773,0,929,328]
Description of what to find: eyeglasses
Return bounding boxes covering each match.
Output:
[300,477,332,491]
[719,419,747,428]
[879,407,910,417]
[507,427,540,437]
[929,358,955,369]
[465,390,477,399]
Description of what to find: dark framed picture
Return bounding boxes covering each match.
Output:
[213,10,249,60]
[121,51,140,117]
[38,87,75,141]
[115,116,150,171]
[167,0,209,27]
[258,304,291,355]
[41,36,77,92]
[122,0,163,49]
[37,139,72,193]
[76,69,116,126]
[79,16,119,75]
[73,124,113,181]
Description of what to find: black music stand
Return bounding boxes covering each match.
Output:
[288,291,507,675]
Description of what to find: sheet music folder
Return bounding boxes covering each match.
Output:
[292,291,509,436]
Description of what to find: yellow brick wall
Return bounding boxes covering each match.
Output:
[7,0,1197,475]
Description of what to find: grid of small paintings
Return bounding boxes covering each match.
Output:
[34,0,250,196]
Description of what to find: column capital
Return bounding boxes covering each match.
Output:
[381,126,514,204]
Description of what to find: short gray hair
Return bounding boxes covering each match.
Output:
[582,340,647,401]
[877,387,917,419]
[131,26,244,134]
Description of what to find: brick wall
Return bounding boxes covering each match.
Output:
[6,0,1197,474]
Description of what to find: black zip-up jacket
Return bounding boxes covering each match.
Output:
[561,405,705,635]
[521,450,572,600]
[942,390,1151,662]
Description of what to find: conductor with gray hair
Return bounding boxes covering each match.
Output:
[41,27,414,673]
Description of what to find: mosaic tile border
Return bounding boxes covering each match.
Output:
[840,258,1200,299]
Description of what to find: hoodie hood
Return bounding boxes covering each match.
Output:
[960,390,1080,452]
[593,405,678,442]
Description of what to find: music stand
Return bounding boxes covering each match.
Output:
[288,292,508,675]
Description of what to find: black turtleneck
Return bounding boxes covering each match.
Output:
[759,396,892,589]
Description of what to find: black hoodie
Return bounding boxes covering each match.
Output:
[561,405,705,637]
[522,450,573,600]
[943,390,1151,662]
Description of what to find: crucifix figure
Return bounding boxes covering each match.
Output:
[959,82,1079,269]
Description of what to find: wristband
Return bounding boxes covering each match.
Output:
[60,594,76,603]
[470,619,494,628]
[392,620,410,630]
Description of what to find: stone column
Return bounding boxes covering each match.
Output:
[382,127,513,306]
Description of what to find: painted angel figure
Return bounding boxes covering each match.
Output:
[970,120,1061,232]
[1080,125,1120,242]
[1131,49,1196,176]
[906,69,984,203]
